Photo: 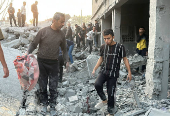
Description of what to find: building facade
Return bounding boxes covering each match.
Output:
[92,0,170,99]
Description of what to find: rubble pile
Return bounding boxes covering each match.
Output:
[120,54,147,70]
[0,26,170,116]
[1,27,39,53]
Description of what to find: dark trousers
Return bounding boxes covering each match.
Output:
[58,55,64,82]
[76,36,80,48]
[9,14,16,26]
[18,17,21,27]
[86,39,93,54]
[95,72,117,114]
[81,37,85,47]
[136,48,147,71]
[37,58,59,107]
[21,14,26,27]
[33,13,38,26]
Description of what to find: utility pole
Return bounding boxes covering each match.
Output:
[81,9,82,26]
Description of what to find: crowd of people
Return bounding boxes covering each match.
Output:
[0,9,150,115]
[73,20,101,53]
[8,1,38,27]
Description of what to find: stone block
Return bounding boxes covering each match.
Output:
[3,39,21,49]
[68,95,78,103]
[20,37,29,45]
[65,89,76,98]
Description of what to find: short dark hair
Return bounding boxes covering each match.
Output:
[139,26,145,30]
[75,24,78,26]
[103,29,114,36]
[53,12,65,21]
[95,20,97,21]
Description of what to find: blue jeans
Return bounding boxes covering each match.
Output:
[68,45,74,63]
[94,35,98,47]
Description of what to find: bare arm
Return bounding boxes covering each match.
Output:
[0,43,9,78]
[123,57,132,81]
[92,56,103,75]
[27,30,41,54]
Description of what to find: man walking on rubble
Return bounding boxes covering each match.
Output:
[92,29,132,116]
[26,12,69,116]
[136,26,149,72]
[86,26,96,54]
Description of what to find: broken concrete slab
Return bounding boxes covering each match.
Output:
[20,37,29,45]
[65,89,76,98]
[144,108,170,116]
[68,95,78,103]
[7,34,16,41]
[86,55,100,78]
[3,39,21,49]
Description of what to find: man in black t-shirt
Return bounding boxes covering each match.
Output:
[92,29,132,116]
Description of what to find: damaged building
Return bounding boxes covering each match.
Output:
[92,0,170,100]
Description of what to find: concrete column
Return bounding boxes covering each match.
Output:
[113,8,121,43]
[100,18,111,45]
[100,19,105,45]
[145,0,170,99]
[112,10,114,30]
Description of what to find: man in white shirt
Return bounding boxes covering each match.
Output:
[21,1,26,27]
[86,26,96,54]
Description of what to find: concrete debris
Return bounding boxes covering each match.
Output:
[0,26,170,116]
[121,53,147,70]
[3,39,21,49]
[144,108,170,116]
[20,37,29,45]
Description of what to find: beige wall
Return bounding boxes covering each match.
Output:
[92,0,116,23]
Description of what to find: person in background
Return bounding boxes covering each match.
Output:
[75,24,81,49]
[17,9,22,27]
[86,24,92,33]
[8,3,17,27]
[65,22,73,41]
[67,39,74,64]
[86,26,96,54]
[21,1,26,27]
[136,26,149,72]
[82,22,86,31]
[58,39,74,83]
[58,47,64,83]
[94,20,100,49]
[62,26,67,35]
[80,26,86,48]
[31,1,38,26]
